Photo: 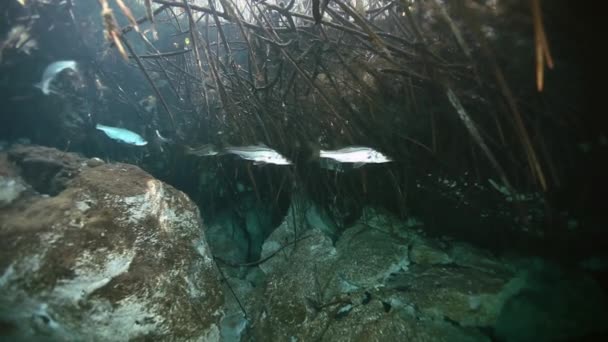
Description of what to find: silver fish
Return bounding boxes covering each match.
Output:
[96,124,147,146]
[319,146,392,164]
[185,144,220,157]
[35,60,77,95]
[224,145,292,165]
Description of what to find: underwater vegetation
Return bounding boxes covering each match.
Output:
[0,0,606,341]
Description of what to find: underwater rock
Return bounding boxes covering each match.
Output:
[219,274,255,342]
[248,203,516,341]
[7,144,85,196]
[250,195,338,341]
[243,194,275,261]
[86,157,105,168]
[258,194,337,276]
[0,145,224,341]
[408,236,453,266]
[388,264,510,328]
[447,241,508,274]
[495,259,608,342]
[207,210,250,266]
[206,193,276,269]
[0,154,27,207]
[250,226,338,341]
[318,300,490,342]
[327,223,411,296]
[304,199,339,242]
[0,175,26,207]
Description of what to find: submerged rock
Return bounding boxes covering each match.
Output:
[86,157,105,168]
[408,237,453,266]
[0,145,224,341]
[0,175,26,207]
[249,204,608,341]
[248,204,507,341]
[0,153,28,208]
[495,259,608,342]
[7,144,85,196]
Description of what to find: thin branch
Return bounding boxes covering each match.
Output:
[120,35,176,130]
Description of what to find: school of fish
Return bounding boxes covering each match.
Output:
[37,60,393,169]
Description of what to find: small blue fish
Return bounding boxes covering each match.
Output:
[96,124,147,146]
[35,60,78,95]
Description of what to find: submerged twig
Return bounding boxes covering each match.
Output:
[531,0,554,92]
[446,87,514,194]
[99,0,128,60]
[120,36,176,130]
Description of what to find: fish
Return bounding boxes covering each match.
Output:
[185,144,220,157]
[35,60,77,95]
[96,124,147,146]
[224,145,292,165]
[155,130,172,144]
[319,146,392,164]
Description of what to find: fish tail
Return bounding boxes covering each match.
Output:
[303,141,321,162]
[34,81,49,95]
[216,145,227,156]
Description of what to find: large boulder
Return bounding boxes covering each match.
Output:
[0,145,224,341]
